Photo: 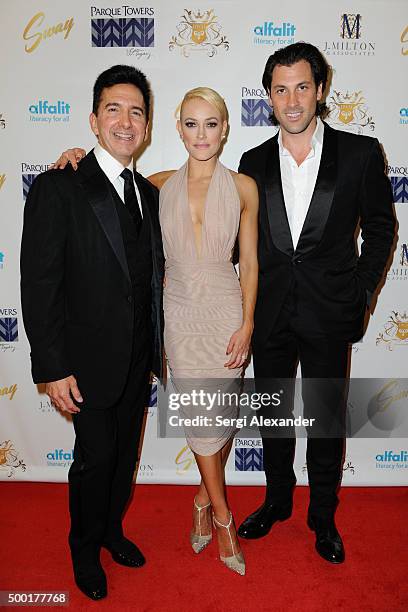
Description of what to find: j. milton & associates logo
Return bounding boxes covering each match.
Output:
[91,5,154,57]
[23,12,74,54]
[0,440,26,478]
[388,164,408,204]
[375,450,408,469]
[376,311,408,350]
[327,90,374,134]
[46,449,73,467]
[169,9,229,57]
[28,100,70,124]
[387,243,408,281]
[0,309,18,353]
[252,19,296,48]
[235,438,263,471]
[22,162,53,200]
[241,86,272,127]
[321,13,375,56]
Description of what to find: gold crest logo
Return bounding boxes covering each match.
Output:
[376,311,408,349]
[169,9,229,57]
[328,90,375,134]
[0,440,26,478]
[0,174,5,190]
[175,445,196,474]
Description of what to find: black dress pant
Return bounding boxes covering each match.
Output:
[253,294,351,519]
[68,306,152,574]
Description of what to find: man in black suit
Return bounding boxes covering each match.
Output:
[237,43,394,562]
[21,65,164,599]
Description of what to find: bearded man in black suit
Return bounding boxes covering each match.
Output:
[21,65,164,599]
[237,43,394,563]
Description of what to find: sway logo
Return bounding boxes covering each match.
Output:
[23,12,74,53]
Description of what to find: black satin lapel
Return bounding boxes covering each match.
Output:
[265,138,294,256]
[295,124,337,256]
[79,153,130,283]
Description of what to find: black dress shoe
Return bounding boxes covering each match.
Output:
[74,570,107,600]
[103,537,146,568]
[237,502,292,539]
[307,515,345,564]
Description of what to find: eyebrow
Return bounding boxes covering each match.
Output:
[183,116,219,121]
[105,102,145,114]
[272,80,312,89]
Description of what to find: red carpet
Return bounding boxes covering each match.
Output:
[1,483,407,611]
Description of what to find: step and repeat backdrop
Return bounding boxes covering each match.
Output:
[1,1,407,485]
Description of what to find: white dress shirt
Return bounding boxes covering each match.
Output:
[93,143,143,217]
[278,117,324,249]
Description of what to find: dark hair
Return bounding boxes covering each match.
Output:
[262,42,329,125]
[92,64,151,118]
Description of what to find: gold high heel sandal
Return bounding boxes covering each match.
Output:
[213,511,246,576]
[190,498,212,554]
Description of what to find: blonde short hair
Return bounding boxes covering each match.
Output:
[179,87,228,123]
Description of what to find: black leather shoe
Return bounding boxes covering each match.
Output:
[307,515,345,564]
[237,502,292,539]
[74,571,107,600]
[103,537,146,568]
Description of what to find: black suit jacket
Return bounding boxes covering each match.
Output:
[21,151,164,408]
[239,122,395,343]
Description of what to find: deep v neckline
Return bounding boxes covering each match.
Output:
[185,160,218,259]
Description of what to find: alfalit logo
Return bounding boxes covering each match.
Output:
[376,450,408,469]
[376,311,408,350]
[322,14,375,56]
[29,100,70,124]
[252,19,296,48]
[169,9,229,57]
[327,90,375,134]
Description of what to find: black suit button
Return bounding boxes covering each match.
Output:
[127,295,133,303]
[292,258,302,265]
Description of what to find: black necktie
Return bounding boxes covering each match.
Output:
[120,168,142,232]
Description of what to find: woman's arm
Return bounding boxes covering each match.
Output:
[225,173,259,368]
[147,170,176,189]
